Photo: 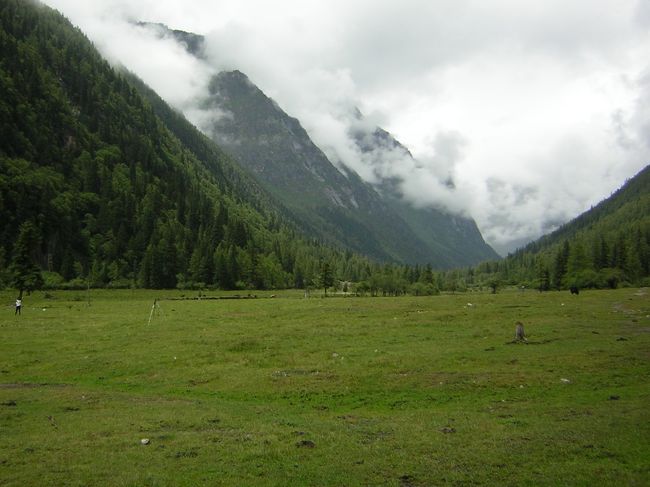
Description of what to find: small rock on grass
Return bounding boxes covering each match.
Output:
[296,439,315,448]
[399,474,416,486]
[140,438,150,445]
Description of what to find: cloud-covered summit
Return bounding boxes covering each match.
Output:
[45,0,650,254]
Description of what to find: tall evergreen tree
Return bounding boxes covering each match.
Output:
[318,261,335,295]
[553,241,570,289]
[537,261,550,291]
[9,221,43,298]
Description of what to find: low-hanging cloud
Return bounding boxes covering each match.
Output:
[43,0,220,124]
[44,0,650,255]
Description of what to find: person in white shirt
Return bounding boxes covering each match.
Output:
[15,298,21,315]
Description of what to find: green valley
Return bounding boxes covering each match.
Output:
[1,288,648,485]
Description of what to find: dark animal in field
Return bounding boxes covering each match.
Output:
[514,321,527,342]
[570,286,579,295]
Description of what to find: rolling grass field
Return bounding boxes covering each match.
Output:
[0,288,648,486]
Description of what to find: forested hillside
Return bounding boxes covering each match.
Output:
[456,165,650,290]
[138,23,498,268]
[204,71,499,268]
[0,0,379,292]
[202,70,441,265]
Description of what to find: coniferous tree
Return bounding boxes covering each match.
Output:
[9,221,43,298]
[624,235,642,282]
[593,235,609,271]
[318,261,335,295]
[553,241,570,289]
[537,261,551,291]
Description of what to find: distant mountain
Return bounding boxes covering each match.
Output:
[352,120,500,267]
[142,24,498,268]
[475,165,650,289]
[203,70,457,265]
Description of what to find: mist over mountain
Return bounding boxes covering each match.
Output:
[471,164,650,290]
[40,0,650,255]
[136,23,498,268]
[0,0,390,291]
[350,119,499,265]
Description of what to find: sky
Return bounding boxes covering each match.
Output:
[44,0,650,254]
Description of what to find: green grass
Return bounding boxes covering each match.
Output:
[1,288,648,486]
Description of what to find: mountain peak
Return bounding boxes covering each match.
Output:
[134,21,206,58]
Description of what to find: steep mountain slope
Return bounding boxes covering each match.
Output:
[206,70,498,267]
[0,0,375,290]
[522,164,650,253]
[203,70,446,265]
[141,24,497,268]
[473,164,650,288]
[354,124,500,267]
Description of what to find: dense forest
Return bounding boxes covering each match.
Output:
[0,0,380,294]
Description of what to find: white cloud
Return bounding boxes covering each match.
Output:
[44,0,650,254]
[44,0,216,114]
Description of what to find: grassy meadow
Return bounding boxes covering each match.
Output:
[0,288,648,486]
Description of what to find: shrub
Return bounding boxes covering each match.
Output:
[410,282,439,296]
[61,278,88,290]
[566,269,600,289]
[42,271,64,289]
[106,278,134,289]
[598,268,625,289]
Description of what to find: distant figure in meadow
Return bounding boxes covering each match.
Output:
[15,298,22,315]
[570,286,579,295]
[514,321,527,342]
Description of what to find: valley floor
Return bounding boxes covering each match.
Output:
[1,288,648,485]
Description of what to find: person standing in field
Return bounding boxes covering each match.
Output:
[15,298,22,315]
